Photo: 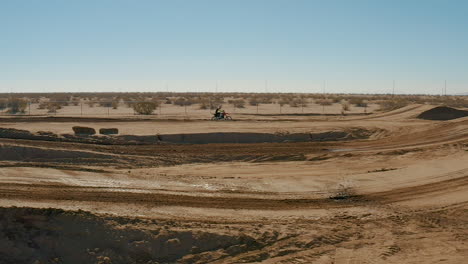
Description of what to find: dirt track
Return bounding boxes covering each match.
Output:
[1,104,467,263]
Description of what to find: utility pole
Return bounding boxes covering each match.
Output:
[265,80,268,93]
[392,80,395,97]
[444,80,447,96]
[322,80,326,115]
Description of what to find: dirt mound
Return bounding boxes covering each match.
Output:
[72,126,96,135]
[417,106,468,120]
[0,207,257,264]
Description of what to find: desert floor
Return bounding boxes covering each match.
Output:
[0,104,467,264]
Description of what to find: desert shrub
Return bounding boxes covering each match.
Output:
[112,100,119,109]
[46,102,62,113]
[164,98,172,104]
[259,97,273,104]
[332,97,343,103]
[174,97,193,106]
[349,98,368,107]
[29,98,40,104]
[207,98,224,110]
[99,100,113,108]
[316,98,333,106]
[341,101,350,111]
[0,99,6,110]
[37,102,48,110]
[7,98,27,114]
[71,99,80,106]
[198,98,211,110]
[133,102,158,115]
[289,99,304,108]
[125,101,135,108]
[278,99,289,106]
[378,98,410,111]
[228,99,245,108]
[199,102,209,109]
[439,97,468,108]
[249,98,259,106]
[86,101,95,108]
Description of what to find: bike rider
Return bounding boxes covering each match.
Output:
[215,106,225,119]
[215,106,221,118]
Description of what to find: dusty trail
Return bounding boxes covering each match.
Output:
[0,173,466,211]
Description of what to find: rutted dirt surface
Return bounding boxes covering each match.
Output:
[1,105,468,263]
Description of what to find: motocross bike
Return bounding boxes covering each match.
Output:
[211,112,232,120]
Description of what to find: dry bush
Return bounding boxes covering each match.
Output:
[198,98,212,110]
[71,99,80,106]
[112,100,119,109]
[133,102,158,115]
[332,97,343,103]
[199,102,209,109]
[289,98,305,107]
[341,101,350,111]
[37,102,48,110]
[29,98,40,104]
[208,98,225,110]
[174,97,193,106]
[228,99,245,108]
[99,100,113,108]
[349,98,368,107]
[249,96,273,106]
[378,98,410,111]
[125,100,136,108]
[438,97,468,108]
[46,102,62,113]
[249,98,259,106]
[278,99,289,106]
[316,98,333,106]
[0,99,6,110]
[7,98,27,114]
[260,97,273,104]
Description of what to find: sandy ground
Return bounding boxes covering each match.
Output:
[0,104,467,263]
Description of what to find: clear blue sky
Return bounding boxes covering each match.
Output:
[1,0,467,94]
